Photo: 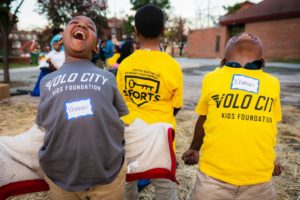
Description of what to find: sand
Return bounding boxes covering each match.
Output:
[0,97,299,200]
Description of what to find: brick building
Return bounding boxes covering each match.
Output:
[0,27,38,56]
[107,17,124,40]
[186,0,300,60]
[0,27,40,64]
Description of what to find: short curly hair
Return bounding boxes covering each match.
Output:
[134,4,164,38]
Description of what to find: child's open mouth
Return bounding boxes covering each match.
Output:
[73,30,86,41]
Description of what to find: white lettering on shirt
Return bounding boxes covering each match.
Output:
[68,73,78,82]
[45,73,108,91]
[81,73,90,82]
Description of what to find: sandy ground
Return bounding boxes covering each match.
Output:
[1,62,300,199]
[0,96,299,200]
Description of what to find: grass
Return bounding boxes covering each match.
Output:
[0,63,35,69]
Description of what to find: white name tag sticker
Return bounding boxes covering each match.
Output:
[65,99,93,120]
[231,74,260,94]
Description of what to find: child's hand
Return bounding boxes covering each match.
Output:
[48,59,57,71]
[182,149,199,165]
[272,160,284,176]
[58,38,63,45]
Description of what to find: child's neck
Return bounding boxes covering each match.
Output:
[138,37,160,51]
[65,55,90,62]
[228,56,259,67]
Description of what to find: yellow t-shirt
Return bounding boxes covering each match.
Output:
[106,53,120,67]
[196,66,282,185]
[116,50,183,129]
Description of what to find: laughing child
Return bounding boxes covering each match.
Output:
[36,16,128,200]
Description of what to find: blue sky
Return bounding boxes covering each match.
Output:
[16,0,262,30]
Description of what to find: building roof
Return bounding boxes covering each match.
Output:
[107,17,123,28]
[219,0,300,25]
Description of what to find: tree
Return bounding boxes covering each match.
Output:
[130,0,170,11]
[166,16,187,56]
[223,2,244,15]
[36,0,109,36]
[122,15,134,37]
[36,27,53,52]
[0,0,24,83]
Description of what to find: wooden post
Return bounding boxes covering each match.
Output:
[0,84,10,101]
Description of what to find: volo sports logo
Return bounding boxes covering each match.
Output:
[123,75,161,107]
[211,94,225,108]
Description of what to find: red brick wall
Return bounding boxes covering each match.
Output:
[187,17,300,60]
[246,17,300,60]
[186,27,226,58]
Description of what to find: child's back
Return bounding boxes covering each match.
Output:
[116,5,182,200]
[183,33,282,200]
[117,49,182,128]
[196,64,281,185]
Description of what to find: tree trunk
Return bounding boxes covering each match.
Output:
[0,25,10,83]
[171,42,174,57]
[179,47,183,56]
[2,34,10,83]
[164,41,168,51]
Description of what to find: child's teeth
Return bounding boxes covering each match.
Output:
[74,31,86,39]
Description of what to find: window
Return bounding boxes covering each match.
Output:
[215,35,220,52]
[228,24,245,38]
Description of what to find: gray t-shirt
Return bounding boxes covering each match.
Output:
[36,60,128,191]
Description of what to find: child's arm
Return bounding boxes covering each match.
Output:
[173,107,181,116]
[272,157,284,176]
[47,59,58,71]
[182,115,206,165]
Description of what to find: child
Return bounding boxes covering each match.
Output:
[116,5,183,200]
[182,33,282,200]
[45,34,65,70]
[31,34,64,96]
[99,33,114,68]
[108,39,138,76]
[36,16,128,200]
[106,45,121,68]
[115,39,138,68]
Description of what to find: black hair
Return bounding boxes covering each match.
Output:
[117,40,136,64]
[134,4,164,38]
[52,28,64,36]
[114,45,121,53]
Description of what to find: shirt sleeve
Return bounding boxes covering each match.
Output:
[171,64,184,108]
[273,81,282,122]
[35,78,47,126]
[195,75,209,115]
[36,107,42,126]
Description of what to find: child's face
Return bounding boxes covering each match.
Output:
[52,38,62,51]
[63,16,97,61]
